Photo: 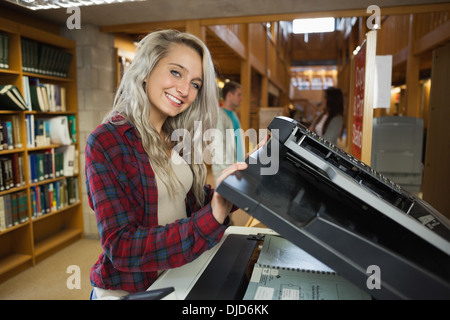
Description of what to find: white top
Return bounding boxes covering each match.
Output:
[156,151,193,226]
[314,114,328,137]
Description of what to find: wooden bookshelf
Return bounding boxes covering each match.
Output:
[0,18,83,283]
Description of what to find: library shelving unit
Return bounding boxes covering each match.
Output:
[0,18,83,284]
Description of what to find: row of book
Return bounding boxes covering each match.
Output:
[0,177,80,231]
[0,190,28,232]
[23,77,67,112]
[25,114,77,148]
[0,80,67,112]
[21,37,72,78]
[0,145,78,192]
[31,177,80,219]
[0,113,77,150]
[1,35,72,77]
[0,116,23,150]
[0,32,9,70]
[29,145,79,184]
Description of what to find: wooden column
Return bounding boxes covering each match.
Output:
[405,14,421,117]
[350,30,377,165]
[347,55,355,154]
[358,17,368,46]
[260,75,268,110]
[422,43,450,218]
[360,30,376,165]
[185,19,205,41]
[240,24,251,133]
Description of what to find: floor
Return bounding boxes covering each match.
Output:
[0,238,102,300]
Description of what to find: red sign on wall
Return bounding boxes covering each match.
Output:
[352,42,366,160]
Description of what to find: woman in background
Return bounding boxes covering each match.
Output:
[309,87,344,145]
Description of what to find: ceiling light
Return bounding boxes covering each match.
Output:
[6,0,145,10]
[293,17,335,34]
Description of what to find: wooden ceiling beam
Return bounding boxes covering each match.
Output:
[99,3,450,34]
[100,20,186,34]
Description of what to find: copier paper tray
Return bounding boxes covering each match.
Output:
[216,116,450,300]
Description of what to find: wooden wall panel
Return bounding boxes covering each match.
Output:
[376,15,410,56]
[422,43,450,218]
[290,32,338,62]
[249,23,267,74]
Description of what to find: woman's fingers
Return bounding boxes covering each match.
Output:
[216,162,248,186]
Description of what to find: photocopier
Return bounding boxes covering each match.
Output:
[207,116,450,300]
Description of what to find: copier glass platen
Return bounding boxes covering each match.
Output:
[216,116,450,300]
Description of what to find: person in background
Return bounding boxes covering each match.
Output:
[211,81,245,182]
[309,86,344,145]
[85,29,247,299]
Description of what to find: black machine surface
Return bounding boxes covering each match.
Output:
[216,116,450,300]
[186,234,261,300]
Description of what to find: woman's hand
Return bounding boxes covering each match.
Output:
[211,162,248,224]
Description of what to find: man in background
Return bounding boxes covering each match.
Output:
[211,80,245,182]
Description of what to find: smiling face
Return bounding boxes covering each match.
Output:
[145,43,203,132]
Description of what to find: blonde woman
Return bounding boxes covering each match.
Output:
[85,30,246,299]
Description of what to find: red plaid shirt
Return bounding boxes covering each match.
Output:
[85,115,228,293]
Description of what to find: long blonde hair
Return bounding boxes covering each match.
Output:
[104,29,219,206]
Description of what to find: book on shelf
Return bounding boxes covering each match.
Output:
[0,153,25,191]
[22,76,32,111]
[49,116,71,145]
[0,191,28,231]
[243,235,371,300]
[0,120,13,150]
[21,38,72,78]
[21,38,37,74]
[17,190,28,223]
[1,194,11,229]
[13,115,22,148]
[28,153,37,183]
[54,150,64,178]
[25,114,35,148]
[12,153,25,187]
[0,84,28,111]
[28,149,54,183]
[55,144,75,177]
[28,78,45,111]
[0,193,5,231]
[0,32,9,70]
[0,156,15,191]
[10,115,22,148]
[0,115,22,149]
[67,176,79,204]
[67,114,76,143]
[10,192,19,226]
[33,117,50,147]
[31,184,48,217]
[73,148,79,175]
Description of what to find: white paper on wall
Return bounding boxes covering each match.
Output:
[374,55,392,109]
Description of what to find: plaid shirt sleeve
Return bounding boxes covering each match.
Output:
[86,120,228,293]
